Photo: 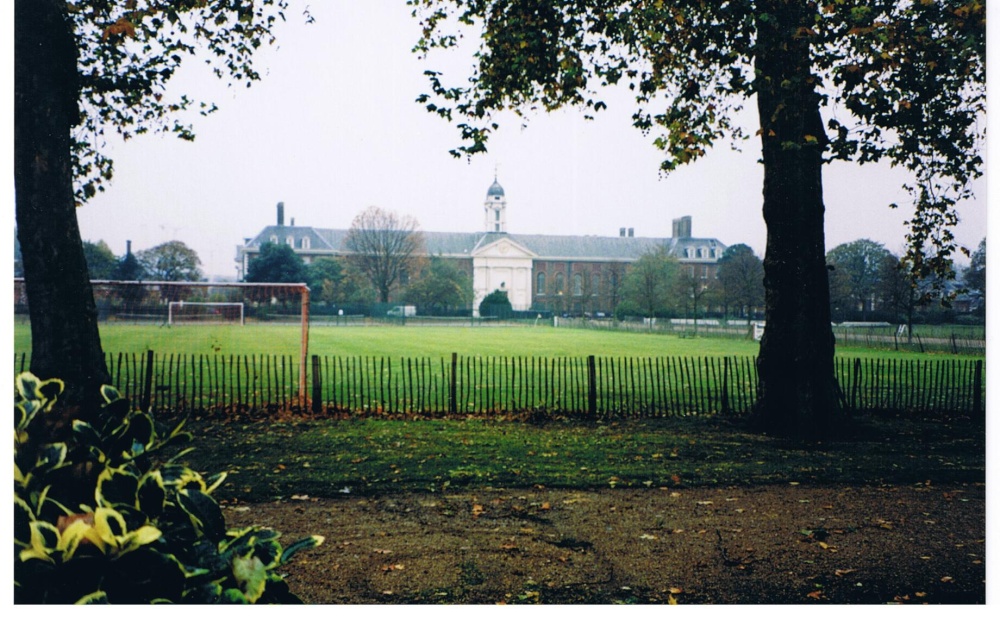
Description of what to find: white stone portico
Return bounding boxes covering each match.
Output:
[471,236,535,314]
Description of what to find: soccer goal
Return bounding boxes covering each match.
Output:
[167,301,245,325]
[15,278,312,404]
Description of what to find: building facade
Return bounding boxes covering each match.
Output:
[235,179,727,314]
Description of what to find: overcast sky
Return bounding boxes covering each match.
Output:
[7,2,990,279]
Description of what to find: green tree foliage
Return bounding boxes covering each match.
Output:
[671,268,711,333]
[964,237,985,298]
[114,250,145,282]
[826,239,892,320]
[409,0,984,439]
[306,257,347,303]
[619,248,678,318]
[245,242,308,284]
[81,240,118,280]
[715,244,765,323]
[15,0,289,411]
[479,289,513,318]
[344,206,426,304]
[406,257,474,314]
[137,240,203,283]
[875,253,919,337]
[68,0,295,203]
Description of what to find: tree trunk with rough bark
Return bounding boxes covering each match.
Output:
[750,1,848,440]
[14,0,109,413]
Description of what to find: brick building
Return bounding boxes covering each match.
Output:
[236,178,726,315]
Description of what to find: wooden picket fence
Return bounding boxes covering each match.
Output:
[13,352,984,419]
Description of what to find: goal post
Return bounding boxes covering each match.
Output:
[15,278,311,406]
[167,301,245,325]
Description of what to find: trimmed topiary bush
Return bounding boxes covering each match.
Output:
[14,372,322,604]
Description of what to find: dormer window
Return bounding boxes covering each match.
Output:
[286,236,295,247]
[270,235,278,244]
[302,237,311,250]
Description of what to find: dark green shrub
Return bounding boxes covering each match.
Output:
[14,372,322,604]
[478,289,512,318]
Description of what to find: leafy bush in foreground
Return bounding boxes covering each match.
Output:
[14,372,322,603]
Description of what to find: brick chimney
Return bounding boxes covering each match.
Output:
[672,216,692,239]
[277,202,285,226]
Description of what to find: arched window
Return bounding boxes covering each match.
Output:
[572,274,583,296]
[553,273,565,295]
[536,272,546,295]
[286,235,295,248]
[269,235,278,244]
[301,236,311,250]
[591,273,601,295]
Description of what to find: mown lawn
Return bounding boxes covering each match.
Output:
[12,320,982,363]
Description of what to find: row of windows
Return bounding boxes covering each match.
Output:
[683,246,717,259]
[536,272,617,297]
[270,234,311,250]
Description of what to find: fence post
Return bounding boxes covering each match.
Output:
[311,354,322,413]
[141,349,155,412]
[973,359,983,416]
[449,352,458,414]
[850,358,861,411]
[587,355,597,419]
[721,357,730,414]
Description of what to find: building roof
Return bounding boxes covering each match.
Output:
[242,225,725,263]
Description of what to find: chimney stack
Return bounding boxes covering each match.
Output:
[126,240,132,256]
[628,227,634,238]
[672,216,692,239]
[277,202,285,226]
[290,217,295,227]
[619,227,626,237]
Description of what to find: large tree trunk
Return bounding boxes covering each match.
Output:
[14,0,109,412]
[749,1,847,440]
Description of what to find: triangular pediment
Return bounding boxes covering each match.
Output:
[471,235,536,259]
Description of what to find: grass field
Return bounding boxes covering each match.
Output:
[188,412,985,498]
[11,320,982,362]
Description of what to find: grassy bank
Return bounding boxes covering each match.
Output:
[185,413,985,503]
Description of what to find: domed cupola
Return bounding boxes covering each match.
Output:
[487,178,505,199]
[484,176,507,233]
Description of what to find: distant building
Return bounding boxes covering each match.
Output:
[235,179,727,314]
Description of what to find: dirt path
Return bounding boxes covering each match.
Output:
[223,482,985,604]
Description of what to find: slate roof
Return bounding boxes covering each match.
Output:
[242,225,725,263]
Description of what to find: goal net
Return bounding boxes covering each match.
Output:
[15,279,312,403]
[168,301,245,325]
